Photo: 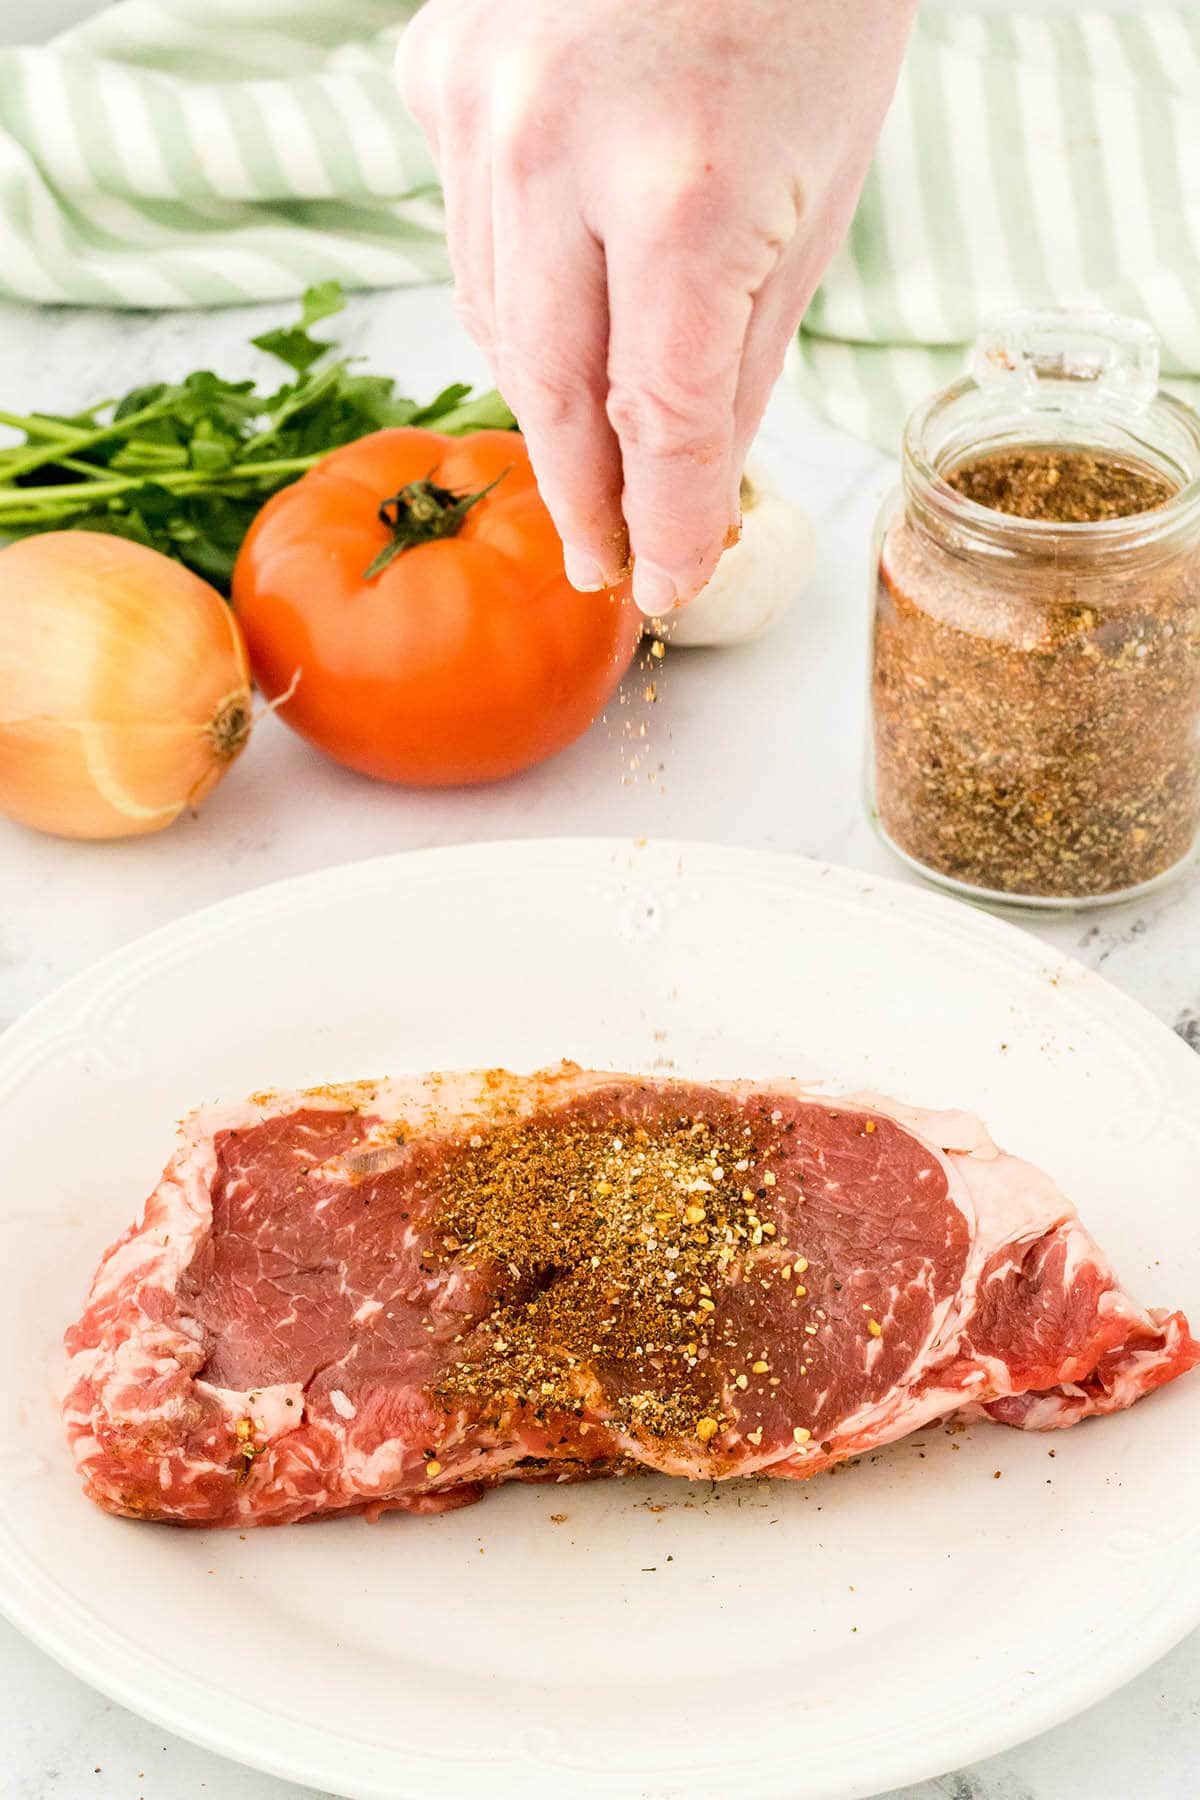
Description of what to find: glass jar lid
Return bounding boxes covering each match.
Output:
[902,309,1200,567]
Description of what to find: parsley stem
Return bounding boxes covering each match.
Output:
[0,397,177,483]
[196,455,325,483]
[0,478,140,510]
[0,410,83,440]
[0,453,327,517]
[57,457,121,480]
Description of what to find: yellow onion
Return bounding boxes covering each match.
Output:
[0,532,252,840]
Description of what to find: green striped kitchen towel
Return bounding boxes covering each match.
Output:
[0,0,441,308]
[796,9,1200,446]
[0,1,1197,451]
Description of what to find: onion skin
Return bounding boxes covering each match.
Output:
[0,532,252,840]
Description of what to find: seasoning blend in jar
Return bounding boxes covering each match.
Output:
[868,311,1200,908]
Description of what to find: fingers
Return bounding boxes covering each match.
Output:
[731,244,824,485]
[402,12,625,587]
[399,3,498,357]
[732,193,853,478]
[604,227,756,615]
[439,123,499,360]
[491,181,627,590]
[395,2,451,158]
[401,13,830,607]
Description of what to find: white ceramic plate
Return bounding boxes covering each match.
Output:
[1,840,1197,1800]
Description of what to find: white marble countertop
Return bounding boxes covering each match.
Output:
[1,284,1197,1800]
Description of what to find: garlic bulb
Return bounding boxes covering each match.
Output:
[664,462,815,648]
[0,532,253,840]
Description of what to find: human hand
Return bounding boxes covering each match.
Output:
[401,0,915,612]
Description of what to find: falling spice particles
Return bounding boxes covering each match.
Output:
[604,634,670,792]
[872,446,1200,901]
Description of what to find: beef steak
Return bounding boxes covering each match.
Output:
[62,1065,1199,1526]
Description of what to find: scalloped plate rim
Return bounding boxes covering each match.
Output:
[0,838,1196,1800]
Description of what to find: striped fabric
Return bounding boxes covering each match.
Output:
[0,3,1197,450]
[0,0,442,310]
[796,9,1200,445]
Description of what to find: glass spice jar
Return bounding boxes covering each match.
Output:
[868,309,1200,909]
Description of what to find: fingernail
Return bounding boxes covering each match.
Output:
[632,560,678,617]
[563,546,609,593]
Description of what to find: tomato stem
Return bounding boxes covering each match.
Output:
[364,466,510,580]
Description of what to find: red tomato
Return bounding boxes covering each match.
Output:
[232,428,641,786]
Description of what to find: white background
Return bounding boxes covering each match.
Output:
[0,3,1198,1800]
[1,0,108,42]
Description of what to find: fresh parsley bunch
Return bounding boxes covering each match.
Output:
[0,284,515,592]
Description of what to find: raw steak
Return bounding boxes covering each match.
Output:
[63,1065,1199,1527]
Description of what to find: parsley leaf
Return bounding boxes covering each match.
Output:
[0,284,517,592]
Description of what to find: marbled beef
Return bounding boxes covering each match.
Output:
[63,1065,1199,1527]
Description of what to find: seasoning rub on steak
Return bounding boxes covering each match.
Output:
[63,1065,1199,1527]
